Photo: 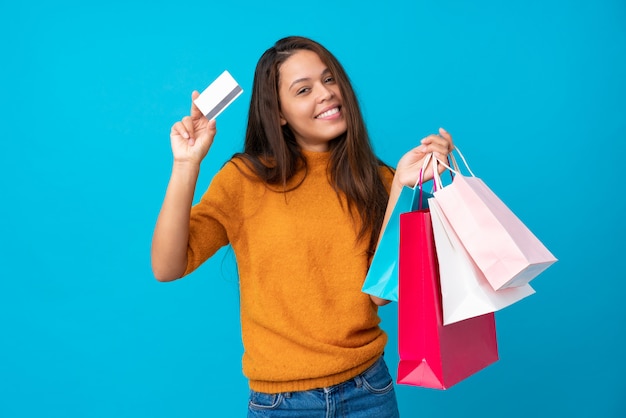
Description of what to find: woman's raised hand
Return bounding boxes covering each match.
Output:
[169,91,217,165]
[395,128,454,187]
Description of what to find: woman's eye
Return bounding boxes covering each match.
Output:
[297,87,310,95]
[324,76,335,83]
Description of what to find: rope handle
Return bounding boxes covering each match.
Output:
[432,146,475,190]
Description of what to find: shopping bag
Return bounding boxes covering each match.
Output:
[397,208,499,389]
[431,150,557,290]
[362,185,431,302]
[429,197,536,325]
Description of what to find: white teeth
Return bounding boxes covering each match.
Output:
[316,107,339,118]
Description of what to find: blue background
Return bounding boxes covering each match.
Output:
[1,0,624,416]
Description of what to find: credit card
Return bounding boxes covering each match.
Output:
[193,70,243,120]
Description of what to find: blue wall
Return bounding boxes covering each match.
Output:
[1,1,624,416]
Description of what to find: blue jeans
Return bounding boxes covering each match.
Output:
[247,356,400,417]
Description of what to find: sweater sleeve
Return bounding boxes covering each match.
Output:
[184,160,243,276]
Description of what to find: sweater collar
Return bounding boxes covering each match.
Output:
[301,149,331,171]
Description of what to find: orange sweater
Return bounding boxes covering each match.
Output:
[184,150,393,393]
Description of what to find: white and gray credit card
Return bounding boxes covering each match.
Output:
[193,70,243,120]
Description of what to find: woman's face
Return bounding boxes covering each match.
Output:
[278,49,347,152]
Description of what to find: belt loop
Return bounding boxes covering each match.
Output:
[354,374,363,388]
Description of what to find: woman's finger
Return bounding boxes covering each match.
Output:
[171,121,189,139]
[421,138,450,156]
[438,128,454,151]
[190,90,203,119]
[181,116,194,139]
[438,127,452,141]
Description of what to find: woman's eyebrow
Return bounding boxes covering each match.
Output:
[289,77,311,90]
[289,68,330,90]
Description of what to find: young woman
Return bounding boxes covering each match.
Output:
[152,36,453,417]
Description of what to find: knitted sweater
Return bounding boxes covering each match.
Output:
[184,150,394,393]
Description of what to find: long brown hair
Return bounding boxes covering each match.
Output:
[234,36,391,255]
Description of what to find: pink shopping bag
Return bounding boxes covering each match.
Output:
[397,208,499,389]
[429,197,535,325]
[432,150,557,290]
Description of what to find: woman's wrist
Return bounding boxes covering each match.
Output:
[172,159,201,174]
[391,173,406,191]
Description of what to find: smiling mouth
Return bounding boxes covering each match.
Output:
[315,107,340,119]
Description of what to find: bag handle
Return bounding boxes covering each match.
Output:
[415,152,435,210]
[432,146,476,190]
[410,146,473,208]
[413,150,452,209]
[434,147,475,176]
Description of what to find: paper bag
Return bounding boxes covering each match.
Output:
[429,197,535,325]
[362,185,430,301]
[432,150,557,290]
[397,208,499,389]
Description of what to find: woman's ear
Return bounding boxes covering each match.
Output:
[279,114,287,126]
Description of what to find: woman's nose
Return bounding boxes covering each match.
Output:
[317,84,334,102]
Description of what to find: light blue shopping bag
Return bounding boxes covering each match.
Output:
[361,185,432,301]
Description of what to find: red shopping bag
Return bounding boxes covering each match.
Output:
[397,209,499,389]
